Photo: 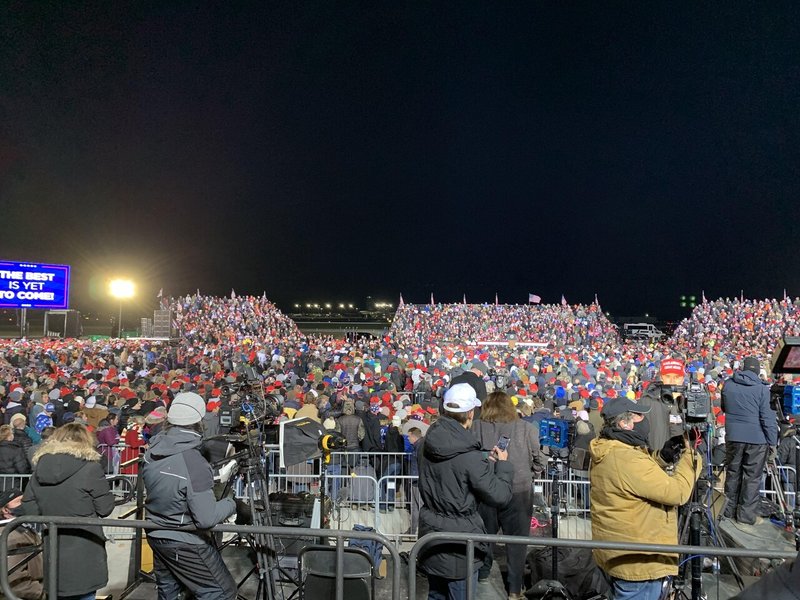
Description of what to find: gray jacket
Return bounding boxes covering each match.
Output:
[471,418,545,492]
[142,426,236,543]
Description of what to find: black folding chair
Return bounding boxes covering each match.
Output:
[297,544,375,600]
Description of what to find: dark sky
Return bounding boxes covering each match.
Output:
[2,2,799,320]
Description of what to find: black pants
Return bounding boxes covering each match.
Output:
[477,489,532,593]
[149,537,237,600]
[723,441,768,525]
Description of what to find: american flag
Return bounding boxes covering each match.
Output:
[528,293,541,304]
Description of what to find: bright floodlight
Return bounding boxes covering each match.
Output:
[109,279,135,299]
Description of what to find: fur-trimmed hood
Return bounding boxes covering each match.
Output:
[32,439,100,486]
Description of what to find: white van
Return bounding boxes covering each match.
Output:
[623,322,665,342]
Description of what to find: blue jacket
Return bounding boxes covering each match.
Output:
[721,370,777,446]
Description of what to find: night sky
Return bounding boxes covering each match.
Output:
[2,3,799,320]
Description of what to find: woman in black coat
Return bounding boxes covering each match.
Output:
[22,423,115,599]
[0,425,30,474]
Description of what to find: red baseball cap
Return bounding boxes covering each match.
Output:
[660,359,685,377]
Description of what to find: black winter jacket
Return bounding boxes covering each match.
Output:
[12,428,34,455]
[418,416,513,579]
[22,439,115,597]
[0,440,30,474]
[142,426,236,544]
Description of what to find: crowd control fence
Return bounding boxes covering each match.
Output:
[407,531,798,600]
[0,515,402,600]
[1,516,796,600]
[2,450,795,541]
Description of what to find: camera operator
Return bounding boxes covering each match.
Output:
[590,397,702,600]
[638,358,687,451]
[721,356,777,526]
[142,392,238,599]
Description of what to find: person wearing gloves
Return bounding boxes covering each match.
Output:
[417,383,513,600]
[142,392,237,600]
[590,397,703,600]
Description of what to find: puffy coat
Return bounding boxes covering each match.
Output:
[418,416,513,579]
[142,426,236,544]
[0,440,30,474]
[22,439,115,597]
[721,370,777,445]
[589,436,702,581]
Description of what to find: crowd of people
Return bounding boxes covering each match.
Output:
[670,297,800,357]
[0,293,799,599]
[389,302,618,347]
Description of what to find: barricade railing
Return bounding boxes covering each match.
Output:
[0,515,402,600]
[0,475,30,492]
[407,531,798,600]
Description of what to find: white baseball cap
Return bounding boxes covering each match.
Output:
[443,383,481,413]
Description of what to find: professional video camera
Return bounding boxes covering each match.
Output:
[217,375,280,432]
[662,380,712,429]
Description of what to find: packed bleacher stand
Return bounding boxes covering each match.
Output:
[670,296,800,358]
[389,302,619,347]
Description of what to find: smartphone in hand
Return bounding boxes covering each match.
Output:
[496,435,510,451]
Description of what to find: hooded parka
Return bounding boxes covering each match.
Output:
[22,439,115,597]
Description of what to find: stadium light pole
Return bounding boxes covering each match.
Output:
[109,279,135,338]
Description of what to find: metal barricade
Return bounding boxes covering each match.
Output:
[0,475,31,492]
[407,531,798,600]
[0,516,403,600]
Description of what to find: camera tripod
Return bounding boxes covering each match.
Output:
[218,439,297,600]
[764,433,800,551]
[671,430,744,600]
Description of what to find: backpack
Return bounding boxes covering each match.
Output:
[526,546,610,600]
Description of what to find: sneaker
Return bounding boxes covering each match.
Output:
[508,593,524,600]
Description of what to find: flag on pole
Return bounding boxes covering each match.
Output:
[561,294,568,306]
[495,292,499,306]
[594,293,599,306]
[262,291,267,300]
[430,293,435,305]
[196,288,200,299]
[784,289,788,301]
[463,294,467,305]
[528,293,541,304]
[702,290,707,304]
[231,289,237,300]
[740,290,744,302]
[157,288,163,299]
[399,293,405,307]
